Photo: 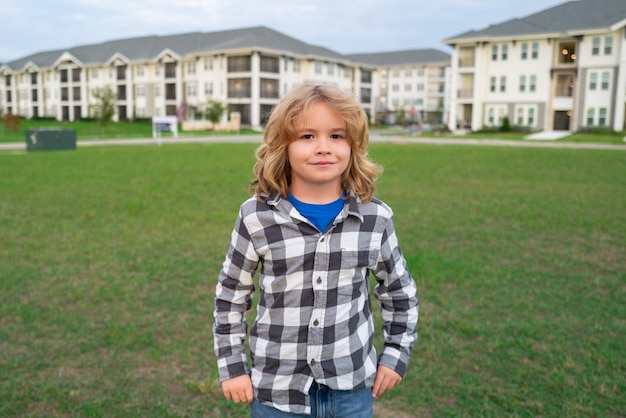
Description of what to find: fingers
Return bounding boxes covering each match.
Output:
[222,374,254,403]
[372,366,402,398]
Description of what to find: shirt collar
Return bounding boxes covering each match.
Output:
[266,190,364,223]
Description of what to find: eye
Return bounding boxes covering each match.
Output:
[300,134,315,140]
[330,134,345,140]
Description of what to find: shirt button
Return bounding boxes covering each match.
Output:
[320,237,325,242]
[311,359,316,365]
[316,277,322,285]
[313,319,319,326]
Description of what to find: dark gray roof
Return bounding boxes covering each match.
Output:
[347,49,451,67]
[445,0,626,42]
[5,26,347,71]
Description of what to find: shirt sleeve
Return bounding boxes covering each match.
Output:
[213,209,259,381]
[372,216,419,378]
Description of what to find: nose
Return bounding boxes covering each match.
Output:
[315,136,332,155]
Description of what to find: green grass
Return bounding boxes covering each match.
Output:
[0,119,260,143]
[1,143,624,417]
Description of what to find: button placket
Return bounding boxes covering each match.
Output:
[308,233,329,371]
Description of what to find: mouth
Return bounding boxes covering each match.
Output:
[312,161,335,166]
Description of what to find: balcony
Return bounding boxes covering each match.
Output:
[457,88,474,99]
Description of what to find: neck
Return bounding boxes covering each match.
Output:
[289,182,342,204]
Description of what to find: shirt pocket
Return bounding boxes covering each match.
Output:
[336,249,380,297]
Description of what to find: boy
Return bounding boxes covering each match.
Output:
[213,84,419,417]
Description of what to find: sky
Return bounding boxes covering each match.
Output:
[0,0,569,63]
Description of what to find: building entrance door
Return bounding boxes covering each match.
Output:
[553,111,571,130]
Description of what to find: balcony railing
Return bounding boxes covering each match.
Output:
[457,88,474,98]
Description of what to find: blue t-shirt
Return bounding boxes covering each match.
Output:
[288,193,345,232]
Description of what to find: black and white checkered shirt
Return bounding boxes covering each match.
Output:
[213,191,419,414]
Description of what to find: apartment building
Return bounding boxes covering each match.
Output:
[348,49,451,125]
[444,0,626,133]
[0,26,376,129]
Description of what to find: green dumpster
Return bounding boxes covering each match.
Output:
[26,128,77,151]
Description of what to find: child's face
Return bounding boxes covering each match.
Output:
[287,102,351,198]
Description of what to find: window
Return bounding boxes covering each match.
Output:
[204,58,213,71]
[404,84,412,92]
[228,56,251,72]
[529,75,537,92]
[500,76,506,92]
[604,36,613,55]
[589,72,598,90]
[586,108,595,126]
[486,105,508,126]
[392,84,399,92]
[314,61,322,75]
[165,62,176,78]
[136,86,145,97]
[592,37,601,55]
[598,107,607,126]
[260,78,279,98]
[187,62,196,75]
[155,86,160,97]
[260,55,279,73]
[490,76,496,93]
[327,63,334,75]
[601,72,610,90]
[405,69,412,77]
[531,42,539,59]
[186,84,196,96]
[205,82,213,95]
[361,70,372,83]
[228,78,251,98]
[516,107,524,125]
[491,45,498,60]
[392,70,400,78]
[416,83,424,91]
[513,105,537,127]
[137,66,145,77]
[417,68,424,76]
[501,44,508,60]
[519,75,526,92]
[521,43,528,60]
[92,69,99,79]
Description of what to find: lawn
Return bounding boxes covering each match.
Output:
[0,119,259,143]
[0,143,624,417]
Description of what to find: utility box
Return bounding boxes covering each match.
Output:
[26,128,77,151]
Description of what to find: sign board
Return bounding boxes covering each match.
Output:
[152,116,178,139]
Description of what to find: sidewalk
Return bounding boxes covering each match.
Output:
[1,135,625,151]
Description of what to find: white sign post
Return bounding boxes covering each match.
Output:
[152,116,178,146]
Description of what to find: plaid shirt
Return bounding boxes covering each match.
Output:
[213,191,419,414]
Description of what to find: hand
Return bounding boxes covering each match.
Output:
[372,365,402,398]
[221,374,254,403]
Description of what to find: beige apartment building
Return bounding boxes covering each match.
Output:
[348,49,451,125]
[444,0,626,133]
[0,26,449,130]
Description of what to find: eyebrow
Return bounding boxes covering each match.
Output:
[295,127,347,134]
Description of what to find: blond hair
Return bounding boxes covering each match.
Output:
[250,83,382,202]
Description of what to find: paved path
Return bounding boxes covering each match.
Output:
[1,134,625,151]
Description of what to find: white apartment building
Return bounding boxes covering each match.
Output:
[444,0,626,133]
[0,27,376,129]
[348,49,451,125]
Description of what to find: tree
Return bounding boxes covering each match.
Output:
[91,87,116,136]
[204,99,226,129]
[500,116,511,132]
